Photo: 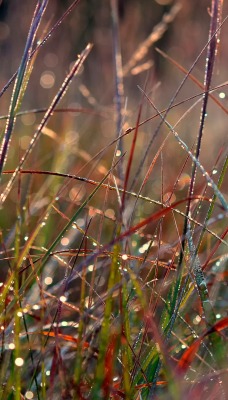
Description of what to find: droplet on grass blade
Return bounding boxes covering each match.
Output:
[25,391,34,399]
[15,358,24,367]
[32,304,40,310]
[17,311,23,317]
[44,277,53,285]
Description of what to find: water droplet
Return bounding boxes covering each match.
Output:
[15,357,24,367]
[32,304,40,310]
[219,92,225,99]
[44,277,53,285]
[17,311,23,317]
[25,391,34,399]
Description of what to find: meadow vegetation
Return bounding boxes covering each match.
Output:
[0,1,227,399]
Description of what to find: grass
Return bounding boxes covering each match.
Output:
[0,0,227,399]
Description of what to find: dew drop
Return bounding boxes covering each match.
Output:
[15,357,24,367]
[32,304,40,310]
[219,92,225,99]
[17,311,23,317]
[44,277,53,285]
[25,391,34,399]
